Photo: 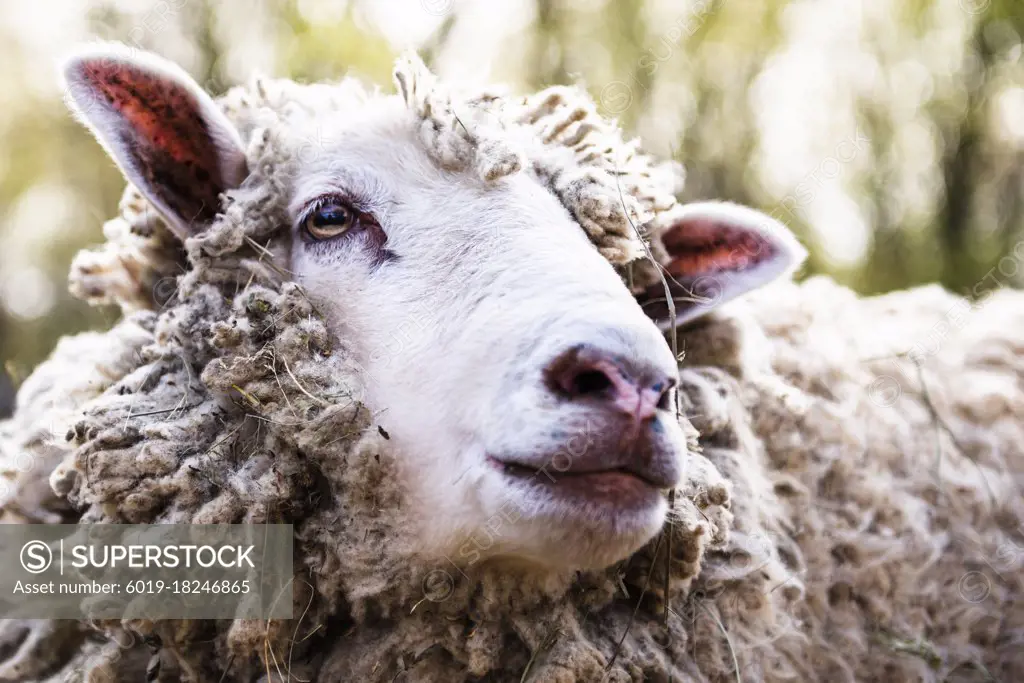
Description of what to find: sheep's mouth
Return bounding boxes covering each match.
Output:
[488,456,669,501]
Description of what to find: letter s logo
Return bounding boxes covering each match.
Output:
[20,541,53,574]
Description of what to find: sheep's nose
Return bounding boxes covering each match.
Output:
[545,344,676,421]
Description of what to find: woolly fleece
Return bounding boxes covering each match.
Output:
[0,56,1021,683]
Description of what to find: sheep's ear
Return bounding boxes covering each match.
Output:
[636,202,806,329]
[62,45,248,238]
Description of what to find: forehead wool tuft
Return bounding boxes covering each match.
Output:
[391,52,683,264]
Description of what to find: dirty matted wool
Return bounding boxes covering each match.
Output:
[0,55,1022,683]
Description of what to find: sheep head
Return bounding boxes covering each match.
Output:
[61,45,805,572]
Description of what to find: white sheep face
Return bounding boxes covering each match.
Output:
[283,99,688,569]
[62,46,805,571]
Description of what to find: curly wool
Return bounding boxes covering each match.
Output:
[1,56,1022,683]
[392,52,682,264]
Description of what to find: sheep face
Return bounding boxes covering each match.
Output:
[62,46,805,572]
[278,98,690,569]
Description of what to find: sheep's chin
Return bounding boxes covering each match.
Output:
[470,465,670,571]
[510,496,668,571]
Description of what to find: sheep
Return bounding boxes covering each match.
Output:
[0,44,1021,683]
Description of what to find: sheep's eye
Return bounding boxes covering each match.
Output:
[303,202,358,241]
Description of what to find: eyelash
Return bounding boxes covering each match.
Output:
[297,194,377,242]
[298,195,348,226]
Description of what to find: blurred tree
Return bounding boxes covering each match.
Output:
[272,0,394,85]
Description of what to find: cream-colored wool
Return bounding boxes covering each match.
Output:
[1,56,1021,682]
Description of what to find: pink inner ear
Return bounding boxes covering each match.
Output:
[662,219,776,277]
[79,60,225,221]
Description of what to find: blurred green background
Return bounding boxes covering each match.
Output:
[1,0,1022,415]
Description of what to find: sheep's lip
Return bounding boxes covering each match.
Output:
[487,455,670,490]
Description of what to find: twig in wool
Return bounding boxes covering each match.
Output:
[613,159,681,641]
[692,499,712,525]
[290,283,330,323]
[129,402,202,418]
[263,305,298,334]
[617,572,631,599]
[199,415,247,462]
[268,360,297,417]
[613,172,679,362]
[264,575,298,624]
[913,359,999,507]
[915,359,958,513]
[245,236,294,279]
[666,489,675,628]
[265,635,286,682]
[166,355,199,420]
[452,111,472,139]
[945,658,1001,682]
[281,357,331,407]
[217,654,236,683]
[607,531,663,670]
[263,347,298,417]
[120,352,168,430]
[232,384,261,408]
[766,573,799,595]
[861,351,1008,506]
[188,463,225,490]
[696,600,741,683]
[246,412,326,428]
[322,424,366,448]
[520,628,560,683]
[260,570,302,681]
[870,628,942,671]
[286,579,316,682]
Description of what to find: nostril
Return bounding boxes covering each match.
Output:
[545,344,676,420]
[569,369,613,396]
[549,360,616,399]
[547,346,618,399]
[654,379,676,411]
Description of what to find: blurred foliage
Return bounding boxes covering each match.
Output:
[1,0,1022,415]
